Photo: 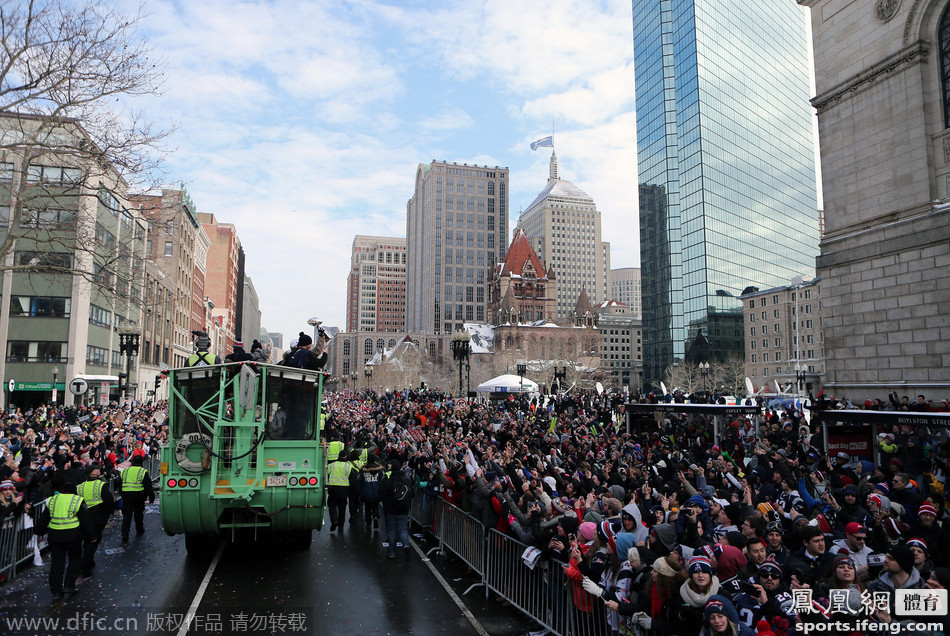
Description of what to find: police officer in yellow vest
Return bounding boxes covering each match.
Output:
[34,481,95,599]
[119,451,154,542]
[326,446,354,532]
[78,463,114,578]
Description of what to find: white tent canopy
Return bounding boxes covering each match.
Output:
[475,373,539,395]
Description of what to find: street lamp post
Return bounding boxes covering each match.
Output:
[364,366,372,390]
[51,365,59,408]
[795,363,806,398]
[118,326,140,402]
[351,372,357,391]
[516,361,527,394]
[451,329,471,398]
[699,361,710,393]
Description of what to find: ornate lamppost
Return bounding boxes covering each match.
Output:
[795,363,806,397]
[451,329,471,397]
[364,366,372,390]
[516,361,527,394]
[118,326,140,401]
[699,361,710,392]
[51,365,59,408]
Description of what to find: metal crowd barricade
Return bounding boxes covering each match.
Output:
[407,488,604,636]
[483,529,600,636]
[0,498,49,581]
[409,486,436,532]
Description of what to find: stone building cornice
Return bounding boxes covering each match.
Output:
[811,40,929,113]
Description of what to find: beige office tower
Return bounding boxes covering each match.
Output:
[345,236,406,333]
[406,161,509,335]
[517,152,609,323]
[609,267,642,318]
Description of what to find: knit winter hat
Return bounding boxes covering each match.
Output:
[889,544,916,574]
[0,480,13,490]
[688,494,708,510]
[652,556,677,577]
[918,502,938,517]
[297,332,313,347]
[696,544,716,561]
[833,554,855,569]
[907,538,929,555]
[598,519,619,552]
[704,597,729,621]
[755,619,777,636]
[578,521,597,542]
[688,555,714,575]
[757,560,783,579]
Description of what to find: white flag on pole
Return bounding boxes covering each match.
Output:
[530,135,553,150]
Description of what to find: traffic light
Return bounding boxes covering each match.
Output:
[154,374,161,391]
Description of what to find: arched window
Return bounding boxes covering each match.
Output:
[488,181,495,196]
[343,340,351,355]
[364,338,373,356]
[388,338,396,349]
[941,6,950,127]
[376,338,384,352]
[429,341,436,357]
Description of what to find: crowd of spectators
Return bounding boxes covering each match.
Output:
[3,384,949,634]
[324,387,950,636]
[0,402,167,525]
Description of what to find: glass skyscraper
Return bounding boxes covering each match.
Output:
[634,0,819,388]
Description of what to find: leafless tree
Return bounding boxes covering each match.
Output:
[0,0,169,303]
[716,354,747,397]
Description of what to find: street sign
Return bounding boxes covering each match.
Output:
[99,382,110,406]
[68,378,89,395]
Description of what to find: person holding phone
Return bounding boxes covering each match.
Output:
[730,560,798,633]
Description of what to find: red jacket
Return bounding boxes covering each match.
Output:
[563,543,595,613]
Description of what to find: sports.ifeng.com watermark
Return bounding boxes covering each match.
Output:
[792,587,948,634]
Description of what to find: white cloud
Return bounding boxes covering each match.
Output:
[122,0,640,340]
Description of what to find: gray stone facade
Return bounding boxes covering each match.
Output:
[800,0,950,400]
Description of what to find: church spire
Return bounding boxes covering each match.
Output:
[549,150,558,182]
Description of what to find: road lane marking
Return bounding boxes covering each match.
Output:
[409,537,490,636]
[177,538,226,636]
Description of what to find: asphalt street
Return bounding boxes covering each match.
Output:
[0,497,535,636]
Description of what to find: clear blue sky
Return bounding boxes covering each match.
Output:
[127,0,639,341]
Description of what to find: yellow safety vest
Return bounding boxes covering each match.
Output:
[187,351,216,366]
[327,460,352,487]
[49,493,83,531]
[328,441,345,462]
[121,466,147,492]
[77,480,104,508]
[355,448,369,470]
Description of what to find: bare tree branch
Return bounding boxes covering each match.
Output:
[0,0,171,304]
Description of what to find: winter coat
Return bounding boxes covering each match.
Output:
[357,464,384,501]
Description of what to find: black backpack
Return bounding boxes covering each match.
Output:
[392,475,410,503]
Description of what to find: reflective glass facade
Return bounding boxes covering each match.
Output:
[634,0,819,388]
